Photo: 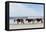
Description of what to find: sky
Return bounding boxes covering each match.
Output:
[9,3,44,17]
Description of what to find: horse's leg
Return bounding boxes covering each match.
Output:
[30,21,32,24]
[32,20,35,24]
[21,21,24,24]
[28,21,30,24]
[17,21,19,24]
[20,21,22,24]
[37,21,39,23]
[27,20,28,23]
[41,20,43,23]
[30,19,34,24]
[22,21,24,24]
[32,21,34,24]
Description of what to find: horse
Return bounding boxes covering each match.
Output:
[36,18,43,23]
[16,19,24,24]
[26,19,35,24]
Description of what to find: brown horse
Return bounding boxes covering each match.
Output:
[36,18,43,23]
[16,19,24,24]
[26,19,34,23]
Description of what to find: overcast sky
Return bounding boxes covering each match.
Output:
[9,3,44,17]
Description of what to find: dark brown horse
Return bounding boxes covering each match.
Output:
[36,18,43,23]
[26,19,34,23]
[16,19,24,24]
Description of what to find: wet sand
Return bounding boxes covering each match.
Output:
[9,23,44,29]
